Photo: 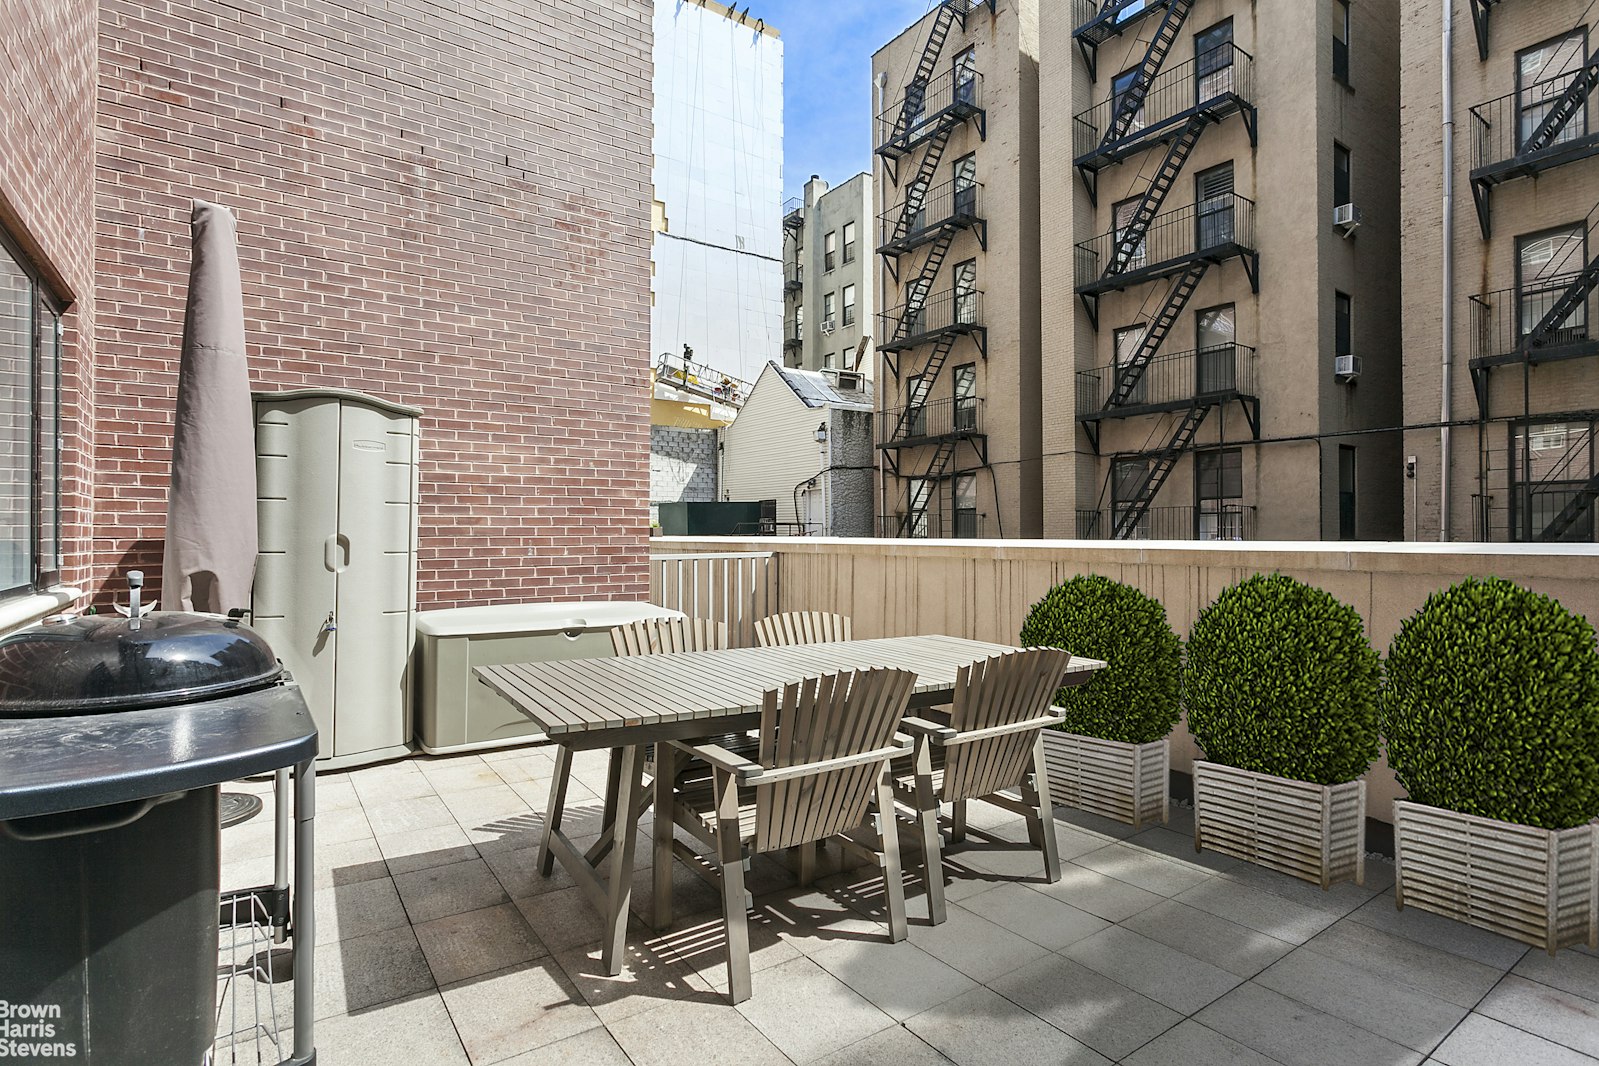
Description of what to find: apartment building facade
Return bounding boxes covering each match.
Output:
[783,173,876,376]
[872,0,1044,540]
[1042,0,1405,542]
[1401,1,1599,543]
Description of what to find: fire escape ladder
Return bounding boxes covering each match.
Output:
[900,438,961,537]
[1538,469,1599,541]
[890,128,957,251]
[1521,44,1599,156]
[1105,261,1208,409]
[893,227,959,343]
[1101,0,1195,147]
[892,335,959,442]
[891,4,964,147]
[1524,248,1599,354]
[1104,114,1209,278]
[1469,0,1499,61]
[1113,403,1211,539]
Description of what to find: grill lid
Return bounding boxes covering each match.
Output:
[0,612,284,718]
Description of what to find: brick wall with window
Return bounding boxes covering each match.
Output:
[91,0,655,608]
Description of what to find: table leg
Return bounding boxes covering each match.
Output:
[652,742,676,930]
[289,757,316,1065]
[540,745,573,878]
[601,744,644,977]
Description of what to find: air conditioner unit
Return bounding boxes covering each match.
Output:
[1333,203,1362,236]
[1335,354,1362,381]
[820,318,837,335]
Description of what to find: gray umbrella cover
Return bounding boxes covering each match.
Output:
[162,199,258,615]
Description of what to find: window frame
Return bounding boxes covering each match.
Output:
[1332,0,1351,86]
[824,230,837,272]
[1333,141,1352,210]
[1515,221,1587,341]
[1515,28,1589,154]
[841,221,856,265]
[1335,291,1354,358]
[842,283,856,327]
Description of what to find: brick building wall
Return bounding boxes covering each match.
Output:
[0,0,99,593]
[92,0,654,608]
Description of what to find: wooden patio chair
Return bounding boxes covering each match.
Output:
[754,610,852,647]
[893,647,1073,925]
[655,667,917,1003]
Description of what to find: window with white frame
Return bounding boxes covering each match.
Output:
[0,233,63,599]
[842,284,856,327]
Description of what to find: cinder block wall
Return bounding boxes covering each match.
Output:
[92,0,655,608]
[651,426,718,522]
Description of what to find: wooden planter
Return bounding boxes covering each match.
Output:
[1042,730,1168,829]
[1393,800,1599,955]
[1193,761,1365,888]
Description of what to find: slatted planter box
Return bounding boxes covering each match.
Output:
[1394,800,1599,955]
[1193,761,1365,888]
[1042,731,1168,829]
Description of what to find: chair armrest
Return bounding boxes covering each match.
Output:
[669,738,765,781]
[901,716,957,742]
[941,713,1062,747]
[752,736,911,786]
[1046,706,1067,718]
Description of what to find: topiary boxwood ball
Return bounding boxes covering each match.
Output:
[1383,576,1599,830]
[1184,573,1380,785]
[1019,574,1181,745]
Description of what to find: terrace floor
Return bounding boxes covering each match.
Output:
[216,748,1599,1066]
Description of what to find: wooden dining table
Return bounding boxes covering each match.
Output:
[474,634,1105,975]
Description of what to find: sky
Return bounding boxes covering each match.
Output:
[746,1,946,201]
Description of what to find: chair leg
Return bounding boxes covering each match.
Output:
[1029,735,1062,883]
[950,799,967,843]
[797,840,816,887]
[713,767,752,1004]
[914,739,947,924]
[539,745,573,877]
[652,742,677,930]
[876,774,909,943]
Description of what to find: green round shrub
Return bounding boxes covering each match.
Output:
[1184,573,1380,785]
[1383,577,1599,830]
[1019,574,1181,744]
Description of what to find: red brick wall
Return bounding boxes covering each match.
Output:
[92,0,654,609]
[0,0,99,594]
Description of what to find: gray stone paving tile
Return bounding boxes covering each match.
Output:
[315,924,436,1019]
[810,936,978,1021]
[763,884,890,956]
[1176,877,1345,944]
[1477,974,1599,1057]
[393,856,508,925]
[907,985,1113,1066]
[1074,842,1216,896]
[1054,806,1141,840]
[316,875,409,945]
[374,821,480,876]
[812,1025,956,1066]
[350,761,437,807]
[311,991,468,1065]
[1305,918,1506,1008]
[1029,862,1167,923]
[988,952,1182,1061]
[1195,981,1425,1066]
[1123,825,1243,872]
[961,881,1111,950]
[985,816,1120,862]
[1218,858,1384,914]
[483,841,580,900]
[494,1025,635,1065]
[1255,944,1470,1051]
[440,959,601,1064]
[904,902,1050,984]
[656,907,806,994]
[414,901,547,986]
[516,884,612,953]
[1062,925,1243,1014]
[415,755,507,794]
[1512,945,1599,1005]
[1432,1012,1599,1066]
[364,795,457,837]
[1347,895,1531,970]
[553,937,708,1024]
[1120,898,1296,978]
[1121,1019,1284,1066]
[736,955,896,1063]
[608,995,793,1066]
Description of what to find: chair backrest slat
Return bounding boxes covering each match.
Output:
[942,648,1072,803]
[753,667,913,852]
[610,616,730,657]
[755,611,853,648]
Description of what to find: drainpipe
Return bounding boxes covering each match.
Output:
[1439,3,1455,541]
[876,70,890,538]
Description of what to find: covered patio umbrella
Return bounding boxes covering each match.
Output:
[162,200,258,615]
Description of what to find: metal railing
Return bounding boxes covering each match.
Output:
[783,319,802,348]
[650,551,778,649]
[784,263,803,292]
[1073,0,1166,38]
[783,197,804,226]
[877,67,985,153]
[1076,344,1256,418]
[1076,504,1256,540]
[880,396,985,446]
[1073,45,1255,160]
[878,288,985,349]
[1468,271,1596,363]
[879,178,985,254]
[1075,195,1256,288]
[878,511,988,539]
[1469,70,1599,174]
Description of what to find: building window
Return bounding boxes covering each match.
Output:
[953,47,977,107]
[1195,162,1235,249]
[824,231,837,272]
[822,291,836,332]
[1111,458,1152,538]
[1196,448,1243,540]
[906,372,930,438]
[1517,224,1587,342]
[954,154,978,218]
[954,363,977,429]
[1,234,63,599]
[1512,420,1597,542]
[1196,304,1236,393]
[841,222,856,264]
[1112,197,1148,272]
[1113,325,1149,405]
[1336,292,1353,359]
[1111,66,1146,134]
[842,284,856,327]
[1332,0,1351,84]
[906,478,930,538]
[1338,445,1357,539]
[953,474,978,538]
[1517,30,1588,152]
[953,259,978,324]
[1333,142,1352,209]
[1195,19,1235,102]
[794,304,803,337]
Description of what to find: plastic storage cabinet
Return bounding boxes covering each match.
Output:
[414,602,685,754]
[254,389,421,769]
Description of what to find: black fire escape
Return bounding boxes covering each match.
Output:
[1469,0,1504,61]
[876,0,993,539]
[1072,0,1173,84]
